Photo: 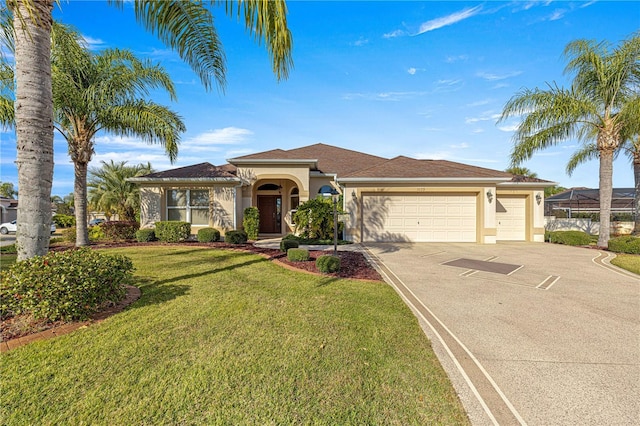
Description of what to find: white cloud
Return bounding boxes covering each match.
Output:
[383,29,406,39]
[82,35,106,50]
[407,67,417,75]
[351,37,369,47]
[464,112,501,124]
[342,91,428,101]
[498,124,520,132]
[445,54,469,63]
[477,71,522,81]
[434,79,463,92]
[450,142,469,149]
[416,5,482,35]
[185,127,253,146]
[466,99,492,107]
[548,9,566,21]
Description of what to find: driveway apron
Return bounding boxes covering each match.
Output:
[365,242,640,426]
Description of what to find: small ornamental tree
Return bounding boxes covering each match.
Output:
[293,197,338,240]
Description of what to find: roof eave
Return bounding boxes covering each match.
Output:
[338,177,513,184]
[498,181,557,188]
[128,177,242,184]
[228,158,318,168]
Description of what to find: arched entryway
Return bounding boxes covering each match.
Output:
[254,180,300,235]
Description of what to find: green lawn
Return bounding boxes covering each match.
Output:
[0,246,468,425]
[610,253,640,275]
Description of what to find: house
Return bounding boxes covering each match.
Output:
[130,143,553,243]
[0,197,18,224]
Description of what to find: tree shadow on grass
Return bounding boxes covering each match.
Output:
[315,276,340,287]
[131,277,191,307]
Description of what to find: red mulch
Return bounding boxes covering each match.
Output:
[2,241,382,343]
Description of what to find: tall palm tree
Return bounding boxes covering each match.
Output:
[566,95,640,233]
[505,166,538,178]
[5,0,293,260]
[499,33,640,247]
[2,22,186,247]
[88,161,153,222]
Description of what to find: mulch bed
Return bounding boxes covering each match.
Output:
[1,241,383,344]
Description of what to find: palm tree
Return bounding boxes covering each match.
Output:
[566,96,640,233]
[88,161,153,222]
[5,0,293,260]
[2,22,185,246]
[505,166,538,178]
[499,33,640,247]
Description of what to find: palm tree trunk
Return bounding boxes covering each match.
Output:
[633,152,640,235]
[74,161,89,246]
[12,0,54,260]
[597,149,614,247]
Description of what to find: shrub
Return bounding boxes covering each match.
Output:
[225,230,248,244]
[280,238,299,252]
[52,214,75,228]
[61,227,76,243]
[287,248,310,261]
[608,236,640,254]
[243,207,260,241]
[293,197,344,240]
[197,228,220,242]
[547,231,592,246]
[0,248,133,321]
[61,226,105,243]
[89,226,105,242]
[0,243,16,254]
[316,254,341,273]
[136,228,156,242]
[101,221,139,241]
[155,221,191,243]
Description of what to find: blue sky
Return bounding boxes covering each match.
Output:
[1,1,639,197]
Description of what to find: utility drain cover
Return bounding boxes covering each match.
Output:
[442,258,521,275]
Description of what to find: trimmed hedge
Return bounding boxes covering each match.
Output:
[287,248,310,261]
[225,230,248,244]
[101,221,139,241]
[155,221,191,243]
[280,238,299,252]
[136,228,156,242]
[316,254,341,273]
[0,248,133,321]
[608,236,640,254]
[197,228,220,242]
[546,230,592,246]
[62,226,105,243]
[243,207,260,241]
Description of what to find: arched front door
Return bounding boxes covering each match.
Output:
[258,195,281,233]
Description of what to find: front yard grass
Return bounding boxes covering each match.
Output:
[610,253,640,275]
[0,246,468,425]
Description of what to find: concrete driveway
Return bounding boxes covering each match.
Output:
[364,242,640,426]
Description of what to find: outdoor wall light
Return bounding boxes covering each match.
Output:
[351,190,357,200]
[536,193,542,205]
[486,190,493,203]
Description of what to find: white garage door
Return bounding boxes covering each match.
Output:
[363,193,477,242]
[496,196,526,241]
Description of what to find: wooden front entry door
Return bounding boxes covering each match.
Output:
[257,195,282,233]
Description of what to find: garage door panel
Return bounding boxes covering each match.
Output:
[363,193,477,243]
[496,196,526,241]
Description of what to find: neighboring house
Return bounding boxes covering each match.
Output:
[545,188,635,219]
[0,197,18,224]
[131,143,553,243]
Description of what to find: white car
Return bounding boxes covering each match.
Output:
[0,220,56,235]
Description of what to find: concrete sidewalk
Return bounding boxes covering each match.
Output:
[365,242,640,426]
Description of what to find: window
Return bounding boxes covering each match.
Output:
[167,189,209,225]
[290,188,299,210]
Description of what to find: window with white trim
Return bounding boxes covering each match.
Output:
[167,189,209,225]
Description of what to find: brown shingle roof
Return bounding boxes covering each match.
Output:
[509,174,554,183]
[343,156,514,179]
[231,143,388,175]
[141,162,237,179]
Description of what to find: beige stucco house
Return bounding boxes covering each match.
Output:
[130,143,553,243]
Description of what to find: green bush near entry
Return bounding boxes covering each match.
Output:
[243,207,260,241]
[287,248,309,261]
[225,230,248,244]
[135,228,156,242]
[197,228,220,242]
[155,221,191,243]
[280,238,299,252]
[316,255,341,273]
